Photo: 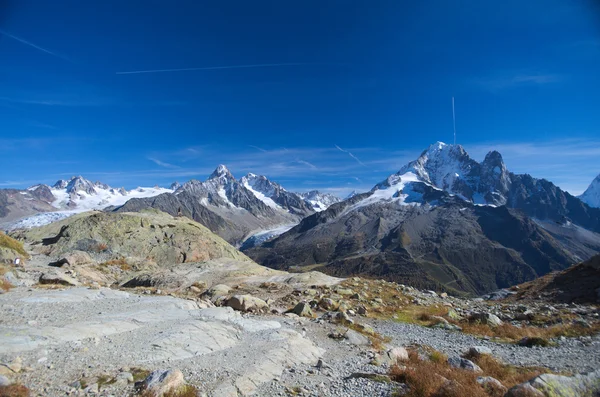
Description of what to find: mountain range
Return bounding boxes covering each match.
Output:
[1,141,599,295]
[0,168,341,246]
[244,142,600,295]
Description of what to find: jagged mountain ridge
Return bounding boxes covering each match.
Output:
[116,165,340,246]
[580,174,600,208]
[374,142,600,233]
[297,190,342,211]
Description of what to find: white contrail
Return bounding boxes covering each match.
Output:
[335,145,366,167]
[116,62,313,75]
[452,97,457,145]
[0,30,70,61]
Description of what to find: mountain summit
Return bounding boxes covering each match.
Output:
[580,174,600,208]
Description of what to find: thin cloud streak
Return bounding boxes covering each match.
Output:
[148,157,179,169]
[335,144,367,167]
[116,63,321,75]
[248,145,268,152]
[0,30,71,62]
[295,159,317,169]
[474,72,562,92]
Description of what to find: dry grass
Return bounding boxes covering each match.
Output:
[0,384,31,397]
[390,350,488,397]
[387,302,600,343]
[390,348,551,397]
[91,242,109,253]
[457,321,600,343]
[99,258,131,271]
[0,232,29,258]
[0,277,13,291]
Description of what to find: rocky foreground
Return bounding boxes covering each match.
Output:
[1,210,600,396]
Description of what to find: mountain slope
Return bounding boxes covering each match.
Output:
[239,173,315,216]
[580,174,600,208]
[508,254,600,304]
[245,195,578,295]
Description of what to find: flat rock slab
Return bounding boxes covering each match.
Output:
[0,287,324,396]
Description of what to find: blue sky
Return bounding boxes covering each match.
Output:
[1,0,599,196]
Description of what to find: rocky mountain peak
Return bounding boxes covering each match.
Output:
[61,176,98,195]
[580,173,600,208]
[170,181,181,190]
[209,165,235,183]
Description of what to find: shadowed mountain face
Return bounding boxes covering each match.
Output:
[245,142,600,295]
[508,254,600,304]
[245,197,581,295]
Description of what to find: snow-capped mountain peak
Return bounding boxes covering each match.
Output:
[209,164,234,182]
[580,173,600,208]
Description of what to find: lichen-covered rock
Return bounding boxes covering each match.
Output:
[290,302,313,317]
[506,370,600,397]
[20,210,250,266]
[140,368,185,397]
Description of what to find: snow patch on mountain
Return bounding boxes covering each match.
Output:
[344,172,422,214]
[297,191,341,211]
[240,174,282,209]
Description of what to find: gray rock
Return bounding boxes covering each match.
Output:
[507,370,600,397]
[344,329,370,346]
[39,269,80,286]
[431,322,462,331]
[447,356,482,373]
[141,369,185,397]
[290,302,313,317]
[476,376,507,394]
[0,374,10,386]
[469,346,492,357]
[471,312,503,327]
[374,346,409,366]
[225,295,268,312]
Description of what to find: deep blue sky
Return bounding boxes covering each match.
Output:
[1,0,599,196]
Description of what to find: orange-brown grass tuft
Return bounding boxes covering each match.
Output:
[99,258,131,271]
[390,348,552,397]
[389,350,487,397]
[0,277,13,291]
[0,384,31,397]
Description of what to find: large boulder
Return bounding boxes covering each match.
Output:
[225,295,268,312]
[506,370,600,397]
[39,269,80,286]
[139,369,185,397]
